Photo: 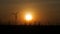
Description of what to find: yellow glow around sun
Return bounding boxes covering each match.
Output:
[25,13,32,21]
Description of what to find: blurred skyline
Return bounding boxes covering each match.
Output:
[0,0,60,25]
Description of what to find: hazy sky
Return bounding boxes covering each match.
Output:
[0,0,60,25]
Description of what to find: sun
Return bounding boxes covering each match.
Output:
[25,14,32,21]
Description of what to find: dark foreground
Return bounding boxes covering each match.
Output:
[0,25,59,32]
[0,22,59,32]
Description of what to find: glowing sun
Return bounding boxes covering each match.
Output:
[25,13,32,21]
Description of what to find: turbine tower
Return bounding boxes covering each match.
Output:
[10,11,19,25]
[14,11,19,25]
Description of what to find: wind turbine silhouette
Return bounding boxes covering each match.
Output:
[9,11,19,25]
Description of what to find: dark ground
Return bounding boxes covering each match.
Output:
[0,23,58,32]
[0,22,59,32]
